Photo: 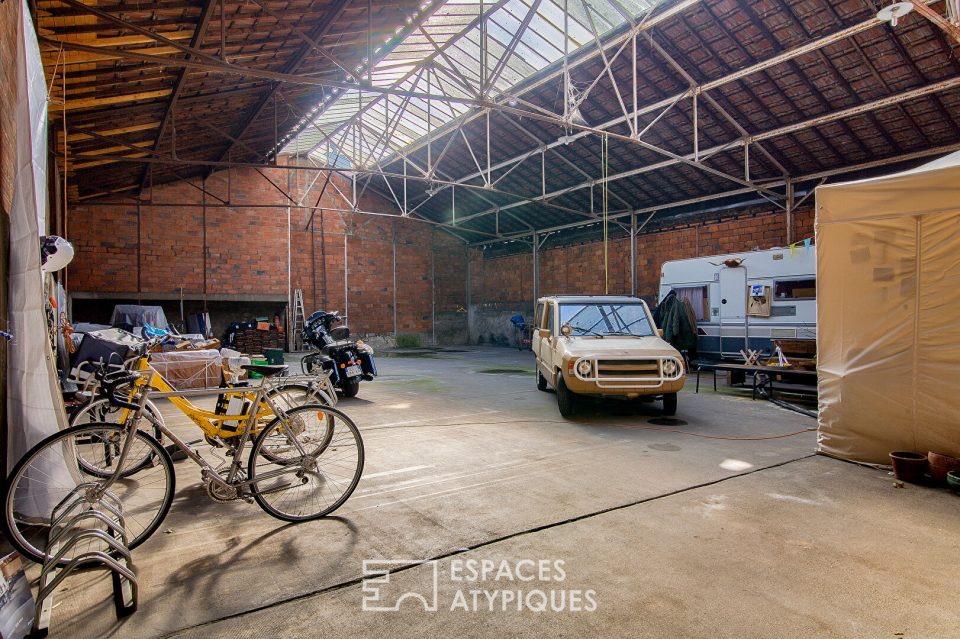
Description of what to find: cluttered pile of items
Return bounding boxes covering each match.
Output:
[62,305,283,392]
[222,315,284,353]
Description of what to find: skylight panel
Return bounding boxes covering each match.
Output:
[283,0,651,165]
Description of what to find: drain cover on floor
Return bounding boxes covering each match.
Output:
[647,417,688,426]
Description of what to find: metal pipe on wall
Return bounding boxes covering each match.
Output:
[392,220,398,338]
[532,231,539,319]
[201,177,207,313]
[630,213,637,297]
[785,179,795,245]
[136,198,142,304]
[465,247,472,344]
[286,167,293,350]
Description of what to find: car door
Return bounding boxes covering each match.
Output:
[538,302,556,381]
[532,301,544,368]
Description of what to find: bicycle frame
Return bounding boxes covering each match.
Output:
[115,372,320,495]
[96,355,330,441]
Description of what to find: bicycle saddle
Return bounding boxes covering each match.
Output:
[241,364,288,377]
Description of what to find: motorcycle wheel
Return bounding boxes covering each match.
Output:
[341,378,361,398]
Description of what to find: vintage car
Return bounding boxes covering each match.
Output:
[532,295,686,417]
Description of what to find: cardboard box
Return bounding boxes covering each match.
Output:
[149,350,222,389]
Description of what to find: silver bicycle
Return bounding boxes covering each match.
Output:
[3,363,364,564]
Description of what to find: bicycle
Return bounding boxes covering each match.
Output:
[3,362,364,565]
[69,348,338,442]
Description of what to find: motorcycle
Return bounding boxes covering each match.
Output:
[300,310,377,397]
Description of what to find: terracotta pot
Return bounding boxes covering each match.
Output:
[889,451,928,483]
[928,452,960,484]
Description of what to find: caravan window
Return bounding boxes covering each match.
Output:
[674,286,708,321]
[774,278,816,300]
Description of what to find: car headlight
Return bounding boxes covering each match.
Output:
[662,359,679,376]
[576,359,593,377]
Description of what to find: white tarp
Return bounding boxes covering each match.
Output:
[816,151,960,464]
[7,0,71,501]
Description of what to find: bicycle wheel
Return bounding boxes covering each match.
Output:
[2,424,175,564]
[265,383,332,411]
[70,398,166,477]
[247,405,363,522]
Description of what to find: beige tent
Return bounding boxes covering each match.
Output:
[815,151,960,464]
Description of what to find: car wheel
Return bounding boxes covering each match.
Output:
[556,376,577,417]
[536,370,548,392]
[661,392,678,416]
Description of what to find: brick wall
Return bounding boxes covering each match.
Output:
[68,156,815,348]
[469,206,814,343]
[69,164,468,344]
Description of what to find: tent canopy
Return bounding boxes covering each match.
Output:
[816,151,960,464]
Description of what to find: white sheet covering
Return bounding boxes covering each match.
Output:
[815,151,960,464]
[7,0,72,513]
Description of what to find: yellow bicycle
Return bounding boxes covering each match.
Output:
[3,360,364,565]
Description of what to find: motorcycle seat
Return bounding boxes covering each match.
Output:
[241,364,288,378]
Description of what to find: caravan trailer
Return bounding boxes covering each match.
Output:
[659,247,816,360]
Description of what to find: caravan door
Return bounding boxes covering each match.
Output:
[718,267,747,357]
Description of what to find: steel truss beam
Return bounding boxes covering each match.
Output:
[447,74,960,227]
[396,3,944,226]
[469,141,960,246]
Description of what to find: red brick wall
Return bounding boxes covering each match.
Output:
[473,206,815,305]
[68,164,468,339]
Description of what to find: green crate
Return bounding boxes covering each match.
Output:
[249,357,268,378]
[264,348,284,365]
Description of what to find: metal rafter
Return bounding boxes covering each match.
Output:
[469,141,960,245]
[382,4,943,225]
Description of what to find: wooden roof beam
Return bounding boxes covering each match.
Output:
[138,0,219,191]
[211,0,353,167]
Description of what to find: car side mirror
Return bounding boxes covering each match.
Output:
[560,323,572,337]
[657,328,665,337]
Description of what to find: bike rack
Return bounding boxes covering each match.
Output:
[32,482,138,637]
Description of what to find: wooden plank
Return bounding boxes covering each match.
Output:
[70,153,150,170]
[45,45,186,65]
[64,89,171,110]
[63,121,160,142]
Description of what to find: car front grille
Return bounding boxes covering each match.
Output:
[596,359,661,378]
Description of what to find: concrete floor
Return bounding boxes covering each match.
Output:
[43,347,959,638]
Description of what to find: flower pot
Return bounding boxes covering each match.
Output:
[929,452,960,485]
[947,470,960,495]
[889,451,928,483]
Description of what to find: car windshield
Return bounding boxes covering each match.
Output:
[559,303,654,337]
